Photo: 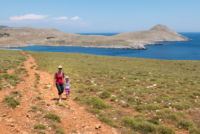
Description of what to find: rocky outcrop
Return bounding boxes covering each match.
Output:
[0,25,8,30]
[0,24,192,49]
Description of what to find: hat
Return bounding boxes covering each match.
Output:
[58,66,62,69]
[65,76,69,79]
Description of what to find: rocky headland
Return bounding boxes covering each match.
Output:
[0,24,192,49]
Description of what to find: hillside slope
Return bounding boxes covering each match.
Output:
[0,24,191,49]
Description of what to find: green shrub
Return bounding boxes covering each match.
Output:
[157,125,176,134]
[154,110,181,124]
[36,96,42,100]
[38,131,46,134]
[73,96,82,101]
[110,96,116,101]
[127,96,135,102]
[121,130,138,134]
[30,106,44,112]
[107,87,115,93]
[178,119,194,130]
[121,103,129,108]
[147,119,159,125]
[120,116,137,127]
[34,124,46,129]
[15,68,28,75]
[48,123,59,129]
[10,74,18,80]
[3,74,10,79]
[3,69,7,73]
[133,122,156,133]
[77,89,84,93]
[132,122,156,133]
[188,127,200,134]
[44,113,61,122]
[56,128,65,134]
[4,96,20,109]
[98,117,119,128]
[85,97,107,109]
[46,37,55,39]
[86,108,102,115]
[99,91,111,99]
[135,104,162,111]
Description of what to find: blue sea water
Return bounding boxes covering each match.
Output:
[4,33,200,60]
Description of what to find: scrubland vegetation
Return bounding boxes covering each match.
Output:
[0,33,10,37]
[24,51,200,133]
[0,49,27,90]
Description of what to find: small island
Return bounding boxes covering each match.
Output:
[0,24,192,49]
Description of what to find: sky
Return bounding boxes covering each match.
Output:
[0,0,200,33]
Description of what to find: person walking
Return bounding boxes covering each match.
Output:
[54,66,65,102]
[65,76,70,101]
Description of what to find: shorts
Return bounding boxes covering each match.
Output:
[65,89,70,94]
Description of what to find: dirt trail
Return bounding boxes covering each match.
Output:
[0,51,118,134]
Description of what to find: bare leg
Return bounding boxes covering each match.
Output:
[59,95,62,100]
[66,94,68,99]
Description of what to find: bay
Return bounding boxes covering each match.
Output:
[4,33,200,60]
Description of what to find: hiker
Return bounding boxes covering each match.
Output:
[54,66,65,102]
[65,76,70,101]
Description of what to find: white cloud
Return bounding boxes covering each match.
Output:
[71,16,80,21]
[53,16,68,20]
[10,14,47,21]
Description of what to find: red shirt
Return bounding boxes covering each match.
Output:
[55,72,64,84]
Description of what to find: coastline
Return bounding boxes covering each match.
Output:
[0,39,192,50]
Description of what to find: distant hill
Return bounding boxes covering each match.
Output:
[0,25,8,30]
[0,24,191,49]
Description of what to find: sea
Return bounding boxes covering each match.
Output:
[3,33,200,60]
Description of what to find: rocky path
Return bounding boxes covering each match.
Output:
[0,51,118,134]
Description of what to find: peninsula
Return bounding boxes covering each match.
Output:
[0,24,192,49]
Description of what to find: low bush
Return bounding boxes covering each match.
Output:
[178,119,194,130]
[4,96,20,109]
[3,74,10,79]
[188,127,200,134]
[134,122,156,133]
[34,124,46,129]
[98,117,119,128]
[85,97,107,109]
[73,96,82,101]
[147,119,159,125]
[15,68,28,76]
[135,104,162,111]
[154,110,181,125]
[127,96,135,102]
[120,116,137,127]
[110,96,116,101]
[157,125,176,134]
[46,37,55,39]
[56,128,65,134]
[44,113,61,122]
[11,91,22,97]
[48,123,59,129]
[36,96,42,100]
[77,89,84,93]
[99,91,111,99]
[30,106,44,112]
[38,131,46,134]
[10,74,18,80]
